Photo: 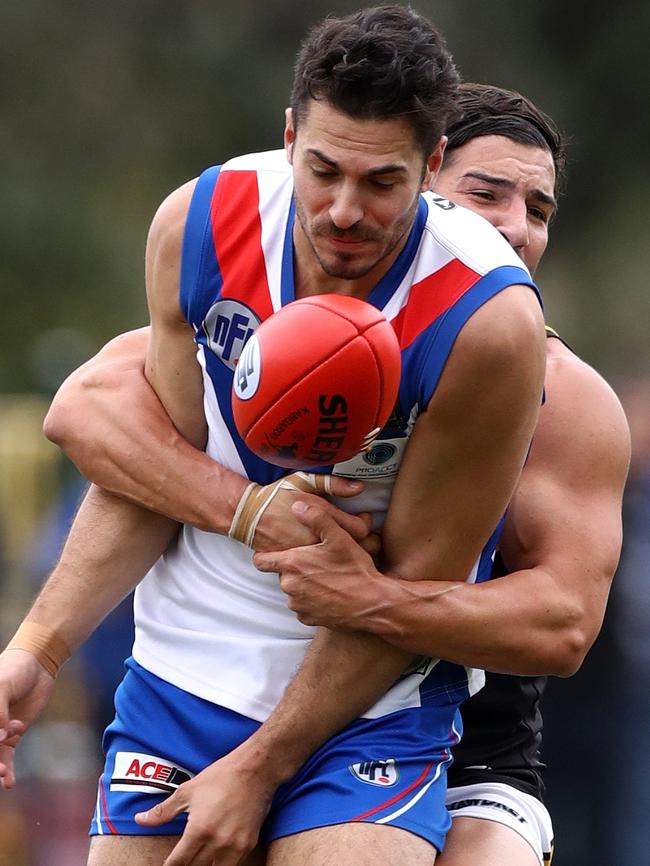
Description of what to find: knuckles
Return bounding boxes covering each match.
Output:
[279,574,303,600]
[186,821,214,843]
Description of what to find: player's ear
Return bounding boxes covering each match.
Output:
[284,108,295,163]
[422,136,447,191]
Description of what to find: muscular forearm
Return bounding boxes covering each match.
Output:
[23,485,178,654]
[278,547,595,677]
[345,567,592,676]
[230,629,414,787]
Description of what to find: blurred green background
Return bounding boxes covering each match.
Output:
[2,0,649,393]
[1,2,648,865]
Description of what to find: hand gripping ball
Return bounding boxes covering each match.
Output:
[231,294,401,468]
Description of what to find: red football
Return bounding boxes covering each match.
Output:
[231,294,401,468]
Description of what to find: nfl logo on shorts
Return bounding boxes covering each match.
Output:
[349,758,399,787]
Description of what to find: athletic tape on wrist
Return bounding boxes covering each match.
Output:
[5,622,71,678]
[280,472,332,496]
[228,472,332,547]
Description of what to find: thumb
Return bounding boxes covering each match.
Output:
[291,500,342,542]
[135,792,184,826]
[327,476,364,499]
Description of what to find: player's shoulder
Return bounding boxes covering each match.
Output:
[450,283,545,384]
[421,190,529,276]
[545,334,625,420]
[146,149,288,247]
[147,177,199,255]
[537,333,631,469]
[417,192,543,372]
[221,148,291,176]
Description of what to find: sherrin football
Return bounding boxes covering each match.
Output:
[231,295,401,468]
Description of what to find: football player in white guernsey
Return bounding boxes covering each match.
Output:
[0,11,548,866]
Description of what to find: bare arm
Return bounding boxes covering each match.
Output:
[1,185,204,788]
[0,486,178,786]
[24,486,178,653]
[270,340,630,676]
[43,328,245,534]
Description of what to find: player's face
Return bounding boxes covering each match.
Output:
[286,100,444,287]
[435,135,556,273]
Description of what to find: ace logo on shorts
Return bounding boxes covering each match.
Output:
[349,758,399,787]
[110,751,193,794]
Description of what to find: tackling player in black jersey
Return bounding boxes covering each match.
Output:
[254,86,630,866]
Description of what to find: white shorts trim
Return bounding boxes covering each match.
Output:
[446,781,554,865]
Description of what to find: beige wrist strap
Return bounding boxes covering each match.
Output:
[5,622,71,678]
[228,472,332,548]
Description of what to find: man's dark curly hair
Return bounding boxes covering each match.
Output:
[290,5,461,157]
[446,83,567,198]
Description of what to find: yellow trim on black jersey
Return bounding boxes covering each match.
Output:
[545,324,574,353]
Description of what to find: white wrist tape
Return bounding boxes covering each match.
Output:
[228,472,332,548]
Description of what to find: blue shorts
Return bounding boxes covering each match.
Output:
[91,658,462,852]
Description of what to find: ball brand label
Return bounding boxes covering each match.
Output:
[233,335,261,400]
[202,299,260,371]
[305,394,349,464]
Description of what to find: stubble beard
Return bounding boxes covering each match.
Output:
[294,196,419,282]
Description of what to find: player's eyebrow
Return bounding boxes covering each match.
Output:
[307,148,409,177]
[462,171,557,211]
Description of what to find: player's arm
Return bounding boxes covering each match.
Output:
[1,186,212,789]
[43,327,240,534]
[142,181,212,450]
[252,283,547,739]
[0,485,178,788]
[253,285,545,741]
[442,344,629,673]
[273,343,630,676]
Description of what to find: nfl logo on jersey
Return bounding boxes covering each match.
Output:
[349,758,399,787]
[202,299,260,371]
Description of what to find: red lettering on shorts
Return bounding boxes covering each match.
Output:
[153,764,172,781]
